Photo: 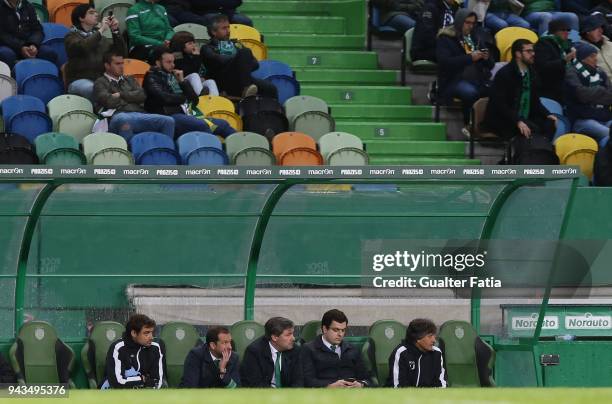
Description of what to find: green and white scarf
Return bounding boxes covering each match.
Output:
[518,69,531,120]
[572,59,604,87]
[541,34,572,60]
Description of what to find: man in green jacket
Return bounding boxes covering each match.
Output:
[126,0,175,60]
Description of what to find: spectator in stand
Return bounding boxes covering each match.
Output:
[485,0,531,32]
[93,50,175,140]
[143,47,236,138]
[565,41,612,145]
[161,0,210,27]
[170,31,219,96]
[192,0,253,26]
[180,326,240,388]
[436,9,495,133]
[371,0,424,33]
[592,0,612,38]
[126,0,175,60]
[534,19,576,102]
[522,0,579,35]
[0,0,58,69]
[562,0,594,17]
[484,39,557,141]
[411,0,461,62]
[202,14,277,98]
[65,4,127,101]
[581,14,612,77]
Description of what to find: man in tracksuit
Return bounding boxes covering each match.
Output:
[387,318,447,387]
[103,314,164,389]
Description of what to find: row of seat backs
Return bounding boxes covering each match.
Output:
[0,132,38,164]
[251,60,300,104]
[13,59,63,105]
[361,319,495,388]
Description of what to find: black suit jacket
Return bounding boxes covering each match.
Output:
[239,336,303,387]
[180,344,240,388]
[301,335,372,387]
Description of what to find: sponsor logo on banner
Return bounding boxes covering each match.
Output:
[565,313,612,330]
[511,313,559,330]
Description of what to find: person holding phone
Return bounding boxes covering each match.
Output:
[65,4,126,100]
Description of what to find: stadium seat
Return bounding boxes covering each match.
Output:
[31,0,49,23]
[177,131,229,165]
[400,28,437,84]
[240,39,268,61]
[123,59,150,85]
[42,23,70,66]
[48,94,97,143]
[540,98,570,139]
[540,97,563,116]
[14,59,63,104]
[239,95,283,116]
[318,132,368,165]
[47,0,89,27]
[230,320,264,361]
[272,132,323,166]
[285,95,334,140]
[34,132,87,165]
[0,73,17,105]
[438,320,495,387]
[251,60,293,81]
[0,61,10,76]
[198,95,235,114]
[83,132,134,165]
[299,320,321,344]
[159,322,202,388]
[230,24,262,42]
[554,133,599,180]
[209,111,243,131]
[361,319,406,387]
[1,95,53,143]
[173,23,210,48]
[469,97,510,162]
[265,75,301,105]
[495,27,538,62]
[130,132,180,165]
[9,321,75,385]
[225,131,275,165]
[240,96,289,140]
[97,1,133,37]
[95,0,135,11]
[81,321,123,389]
[0,132,38,164]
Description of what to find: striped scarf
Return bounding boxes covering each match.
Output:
[572,59,604,87]
[462,35,476,54]
[70,25,96,38]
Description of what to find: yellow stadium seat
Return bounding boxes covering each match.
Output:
[48,0,89,27]
[197,95,235,114]
[230,24,262,41]
[209,110,243,131]
[495,27,538,62]
[240,39,268,61]
[554,133,599,180]
[123,58,150,85]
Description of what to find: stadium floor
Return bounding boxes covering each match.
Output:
[13,388,612,403]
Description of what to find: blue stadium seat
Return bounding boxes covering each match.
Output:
[14,59,63,104]
[1,95,52,143]
[42,23,70,66]
[370,6,399,34]
[130,132,180,165]
[265,75,300,105]
[540,97,563,116]
[251,60,294,80]
[177,131,229,165]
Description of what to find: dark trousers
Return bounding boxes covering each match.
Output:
[211,49,278,98]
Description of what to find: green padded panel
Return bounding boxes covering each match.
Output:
[299,320,321,343]
[18,321,60,383]
[86,321,123,387]
[230,321,264,361]
[368,320,406,384]
[438,320,481,387]
[159,322,201,388]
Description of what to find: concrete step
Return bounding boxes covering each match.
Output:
[295,69,397,85]
[269,50,378,69]
[330,104,432,121]
[365,140,467,156]
[251,15,346,34]
[241,1,331,15]
[265,34,364,50]
[302,85,412,105]
[335,121,446,141]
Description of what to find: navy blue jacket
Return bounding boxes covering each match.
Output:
[240,336,303,387]
[180,344,240,388]
[0,0,44,54]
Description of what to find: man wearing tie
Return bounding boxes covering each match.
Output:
[301,309,372,388]
[240,317,303,387]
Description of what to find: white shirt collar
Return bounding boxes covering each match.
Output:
[210,351,219,362]
[321,336,340,352]
[104,73,124,83]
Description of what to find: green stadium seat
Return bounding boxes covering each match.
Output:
[159,322,202,388]
[31,0,49,23]
[225,132,276,165]
[361,319,406,387]
[174,23,210,48]
[299,320,321,344]
[81,321,123,389]
[284,95,335,140]
[318,132,368,165]
[83,132,133,165]
[34,132,87,165]
[230,320,264,361]
[47,95,97,143]
[438,320,495,387]
[9,321,75,385]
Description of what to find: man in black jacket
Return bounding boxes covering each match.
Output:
[180,326,240,388]
[534,19,577,102]
[103,314,164,389]
[192,0,252,26]
[143,46,235,138]
[411,0,460,62]
[301,309,372,388]
[201,14,277,98]
[387,319,447,387]
[240,317,302,387]
[484,39,557,140]
[0,0,58,68]
[161,0,210,27]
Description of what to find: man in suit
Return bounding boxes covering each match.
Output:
[240,317,303,387]
[180,326,240,388]
[301,309,372,388]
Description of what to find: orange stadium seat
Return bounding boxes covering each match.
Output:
[123,58,150,85]
[272,132,323,166]
[47,0,89,27]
